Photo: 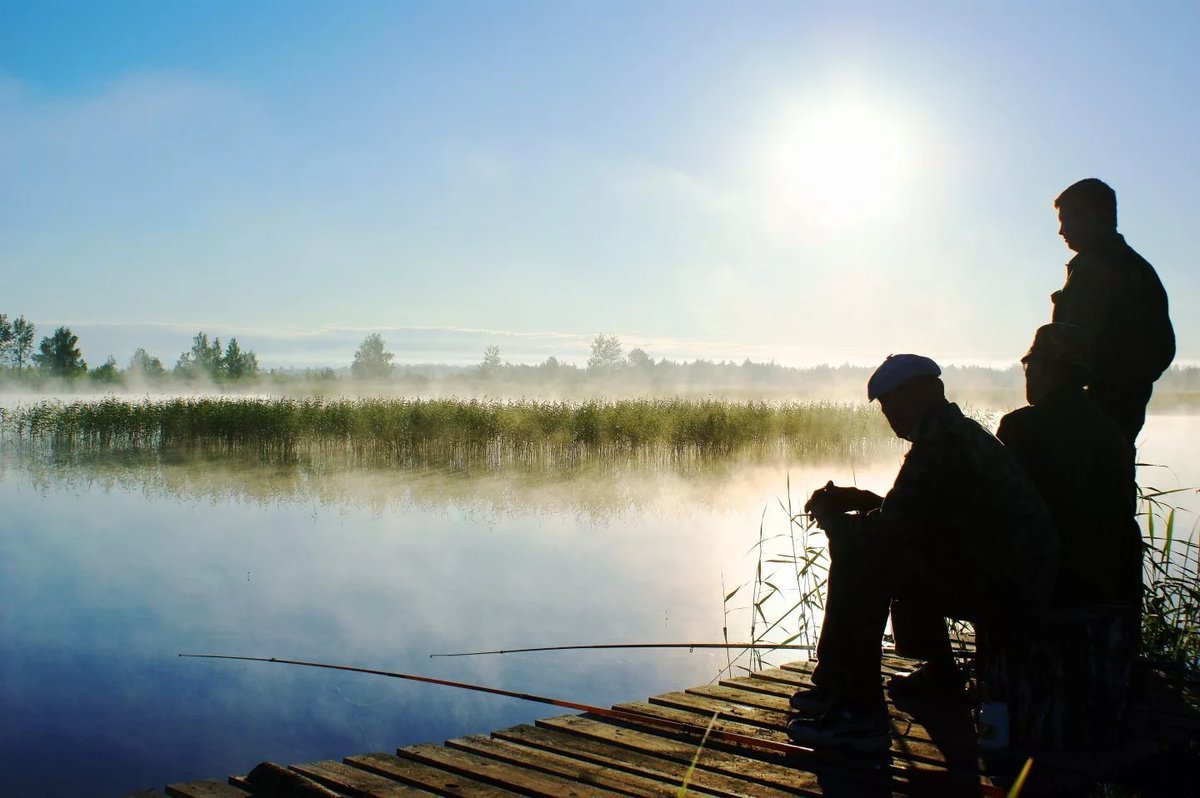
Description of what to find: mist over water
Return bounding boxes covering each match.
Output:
[0,428,904,796]
[0,403,1193,797]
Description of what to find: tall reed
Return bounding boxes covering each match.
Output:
[719,477,828,679]
[0,397,895,469]
[1140,484,1200,669]
[725,476,1200,679]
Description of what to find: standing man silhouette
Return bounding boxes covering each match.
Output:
[1050,178,1174,444]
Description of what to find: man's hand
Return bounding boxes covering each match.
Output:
[805,481,883,529]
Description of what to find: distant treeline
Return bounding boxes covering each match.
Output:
[2,322,1197,407]
[0,315,259,386]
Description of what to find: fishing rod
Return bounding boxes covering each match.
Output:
[179,652,807,756]
[429,641,817,658]
[181,653,1015,797]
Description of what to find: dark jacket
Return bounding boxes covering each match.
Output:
[826,402,1058,613]
[997,387,1141,607]
[1051,232,1174,385]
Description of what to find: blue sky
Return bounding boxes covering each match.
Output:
[2,1,1197,368]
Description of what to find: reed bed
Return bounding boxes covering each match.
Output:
[1140,487,1200,669]
[0,396,894,468]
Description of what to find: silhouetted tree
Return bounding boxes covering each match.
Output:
[627,348,653,369]
[352,333,394,380]
[0,314,10,367]
[33,326,87,377]
[89,356,121,384]
[10,316,35,370]
[176,332,224,379]
[479,345,502,375]
[223,338,259,379]
[128,348,166,378]
[310,367,338,382]
[588,333,624,372]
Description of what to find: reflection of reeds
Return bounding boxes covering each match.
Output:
[1,397,894,468]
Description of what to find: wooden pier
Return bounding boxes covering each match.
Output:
[153,656,1199,798]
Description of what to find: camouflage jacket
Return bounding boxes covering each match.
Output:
[997,387,1141,607]
[1051,232,1174,385]
[826,402,1058,611]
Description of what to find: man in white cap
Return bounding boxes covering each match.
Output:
[786,354,1057,750]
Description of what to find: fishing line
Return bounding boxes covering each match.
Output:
[179,652,805,756]
[427,641,817,658]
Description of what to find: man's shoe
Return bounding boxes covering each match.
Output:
[886,662,967,699]
[786,703,890,751]
[788,684,834,716]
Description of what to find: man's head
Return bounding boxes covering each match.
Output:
[1021,323,1094,405]
[867,354,946,440]
[1054,178,1117,253]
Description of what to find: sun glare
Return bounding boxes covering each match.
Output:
[763,97,915,234]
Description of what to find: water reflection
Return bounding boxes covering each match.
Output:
[2,445,907,522]
[0,447,903,797]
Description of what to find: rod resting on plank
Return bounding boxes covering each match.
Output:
[179,652,1013,797]
[179,652,808,756]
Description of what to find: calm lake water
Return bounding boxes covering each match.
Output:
[0,412,1195,796]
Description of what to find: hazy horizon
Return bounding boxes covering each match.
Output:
[6,319,1200,374]
[40,320,1047,371]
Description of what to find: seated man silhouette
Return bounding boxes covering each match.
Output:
[786,355,1057,749]
[887,327,1145,703]
[997,323,1141,614]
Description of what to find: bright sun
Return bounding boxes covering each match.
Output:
[764,97,914,234]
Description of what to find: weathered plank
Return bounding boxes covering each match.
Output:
[575,707,944,797]
[615,694,981,783]
[347,752,520,797]
[777,656,925,678]
[687,683,793,713]
[447,733,682,797]
[692,680,972,754]
[645,687,964,771]
[528,715,830,797]
[648,689,788,731]
[611,699,785,750]
[289,759,433,796]
[229,766,344,797]
[493,721,809,798]
[164,781,251,798]
[397,742,619,797]
[743,665,813,687]
[718,675,797,698]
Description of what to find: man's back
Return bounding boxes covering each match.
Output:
[864,402,1058,613]
[997,387,1140,606]
[1051,232,1174,385]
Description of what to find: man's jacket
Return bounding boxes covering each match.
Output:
[827,402,1058,613]
[1051,232,1174,385]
